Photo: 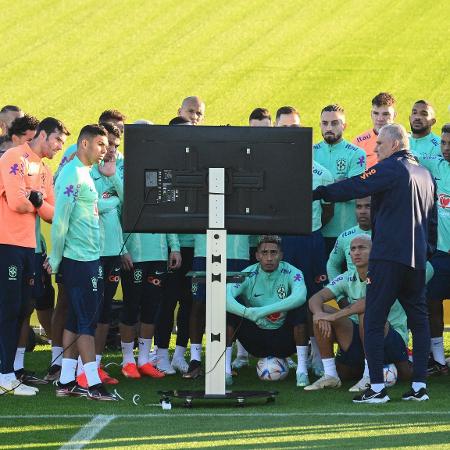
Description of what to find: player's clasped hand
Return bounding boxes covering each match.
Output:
[28,190,43,208]
[98,156,116,177]
[245,307,262,323]
[168,251,182,270]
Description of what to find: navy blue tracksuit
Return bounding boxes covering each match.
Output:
[313,150,436,384]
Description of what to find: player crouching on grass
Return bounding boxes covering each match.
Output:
[306,234,418,402]
[225,235,309,387]
[45,124,118,401]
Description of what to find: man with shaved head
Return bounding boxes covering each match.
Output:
[313,123,436,403]
[178,96,205,125]
[0,105,24,141]
[409,100,441,158]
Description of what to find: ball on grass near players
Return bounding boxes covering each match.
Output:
[383,363,398,387]
[256,356,289,381]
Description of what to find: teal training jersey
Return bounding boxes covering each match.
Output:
[91,158,124,257]
[48,156,100,272]
[178,234,195,248]
[312,161,334,232]
[416,154,450,252]
[194,234,249,260]
[409,132,441,158]
[326,225,372,280]
[54,143,77,181]
[313,139,366,237]
[226,261,307,330]
[327,269,408,343]
[124,233,180,263]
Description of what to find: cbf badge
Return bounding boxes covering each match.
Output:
[91,277,98,291]
[336,158,346,172]
[277,285,287,299]
[133,269,143,283]
[8,265,18,280]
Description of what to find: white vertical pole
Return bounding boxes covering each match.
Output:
[205,168,227,396]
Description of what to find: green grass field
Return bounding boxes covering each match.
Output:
[0,343,449,449]
[2,0,450,448]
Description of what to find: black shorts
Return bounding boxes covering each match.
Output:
[227,306,305,358]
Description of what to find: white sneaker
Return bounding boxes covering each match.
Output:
[157,358,176,375]
[349,377,370,392]
[171,357,189,374]
[232,356,249,370]
[304,374,341,391]
[0,379,37,396]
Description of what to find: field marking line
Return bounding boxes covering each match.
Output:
[59,414,115,450]
[0,411,449,420]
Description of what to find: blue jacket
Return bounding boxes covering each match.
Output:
[313,150,437,269]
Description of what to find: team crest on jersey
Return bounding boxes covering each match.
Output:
[438,194,450,209]
[133,269,143,282]
[8,265,18,280]
[336,159,346,172]
[91,277,98,291]
[277,285,287,299]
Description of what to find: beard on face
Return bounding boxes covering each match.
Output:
[323,132,342,144]
[410,121,429,134]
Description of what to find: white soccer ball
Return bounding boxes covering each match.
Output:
[383,363,398,388]
[256,356,289,381]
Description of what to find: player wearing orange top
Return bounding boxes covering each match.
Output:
[0,117,69,396]
[353,93,397,168]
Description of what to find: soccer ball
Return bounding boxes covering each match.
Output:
[256,356,289,381]
[383,363,398,388]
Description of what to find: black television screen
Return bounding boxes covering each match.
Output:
[122,125,312,235]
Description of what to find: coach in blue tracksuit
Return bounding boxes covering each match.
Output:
[313,123,436,404]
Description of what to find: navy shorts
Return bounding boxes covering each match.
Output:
[61,258,101,336]
[384,326,408,364]
[227,306,305,358]
[427,251,450,301]
[281,231,328,296]
[33,253,55,310]
[336,321,365,368]
[191,257,249,303]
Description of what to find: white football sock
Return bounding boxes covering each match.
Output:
[322,357,338,378]
[296,346,309,374]
[370,383,385,393]
[13,347,25,371]
[236,340,248,358]
[363,359,370,378]
[0,372,17,384]
[190,343,202,362]
[137,338,152,367]
[412,381,426,391]
[121,341,135,365]
[60,358,77,384]
[173,345,186,360]
[84,361,101,387]
[52,346,64,366]
[157,347,169,362]
[225,347,232,375]
[430,337,445,365]
[76,356,84,377]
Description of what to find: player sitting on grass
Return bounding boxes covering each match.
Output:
[225,235,307,387]
[306,234,413,397]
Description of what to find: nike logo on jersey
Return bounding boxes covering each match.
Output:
[254,293,264,297]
